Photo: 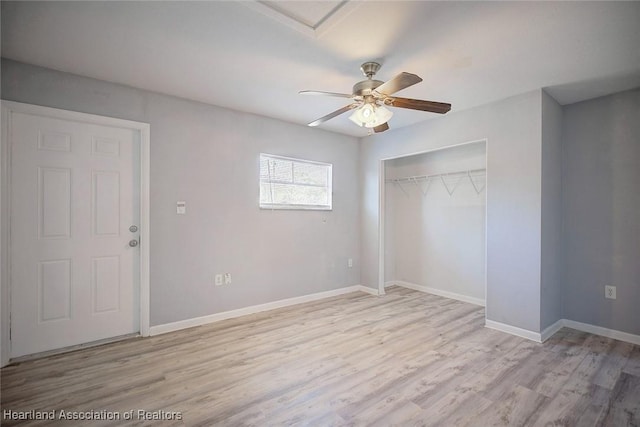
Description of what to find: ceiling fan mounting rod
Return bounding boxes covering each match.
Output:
[354,62,384,97]
[360,61,381,79]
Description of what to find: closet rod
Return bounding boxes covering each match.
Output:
[385,168,486,184]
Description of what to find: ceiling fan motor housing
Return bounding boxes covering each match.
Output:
[353,79,384,97]
[354,61,384,97]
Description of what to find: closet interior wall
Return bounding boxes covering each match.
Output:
[384,142,487,303]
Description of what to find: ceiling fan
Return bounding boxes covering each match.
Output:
[300,62,451,133]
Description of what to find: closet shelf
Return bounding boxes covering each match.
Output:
[386,168,486,196]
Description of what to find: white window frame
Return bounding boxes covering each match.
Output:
[259,153,333,211]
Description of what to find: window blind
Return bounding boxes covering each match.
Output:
[259,153,332,210]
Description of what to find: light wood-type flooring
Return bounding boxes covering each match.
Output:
[2,286,639,426]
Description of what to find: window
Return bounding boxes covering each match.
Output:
[260,153,332,210]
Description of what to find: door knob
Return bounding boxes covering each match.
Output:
[129,225,138,232]
[129,239,139,247]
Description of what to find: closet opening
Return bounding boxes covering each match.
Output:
[379,140,487,308]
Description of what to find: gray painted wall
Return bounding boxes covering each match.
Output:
[6,56,636,341]
[562,89,640,335]
[1,59,361,326]
[540,91,563,330]
[384,142,486,301]
[361,90,544,332]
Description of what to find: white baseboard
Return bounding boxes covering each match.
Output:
[149,285,375,336]
[358,285,381,296]
[387,280,639,346]
[562,319,640,346]
[540,319,564,342]
[486,318,640,346]
[150,283,640,347]
[387,280,486,307]
[485,319,543,342]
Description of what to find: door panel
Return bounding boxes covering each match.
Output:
[93,170,121,237]
[38,167,71,239]
[10,111,140,358]
[92,255,120,313]
[38,259,71,322]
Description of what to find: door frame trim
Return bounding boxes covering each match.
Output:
[1,101,151,366]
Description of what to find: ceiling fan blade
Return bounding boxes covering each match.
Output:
[373,123,389,133]
[374,72,422,96]
[387,97,451,114]
[299,90,354,98]
[308,103,358,127]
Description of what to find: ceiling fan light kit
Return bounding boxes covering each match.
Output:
[300,61,451,133]
[348,103,393,128]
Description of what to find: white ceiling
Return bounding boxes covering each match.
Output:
[2,1,639,137]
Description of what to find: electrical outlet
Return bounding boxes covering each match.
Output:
[348,258,353,268]
[605,285,616,299]
[224,273,232,285]
[215,274,223,286]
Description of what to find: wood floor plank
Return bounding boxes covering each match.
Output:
[598,372,640,426]
[462,384,548,427]
[2,286,639,426]
[623,346,640,377]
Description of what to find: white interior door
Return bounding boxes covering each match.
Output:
[10,110,140,358]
